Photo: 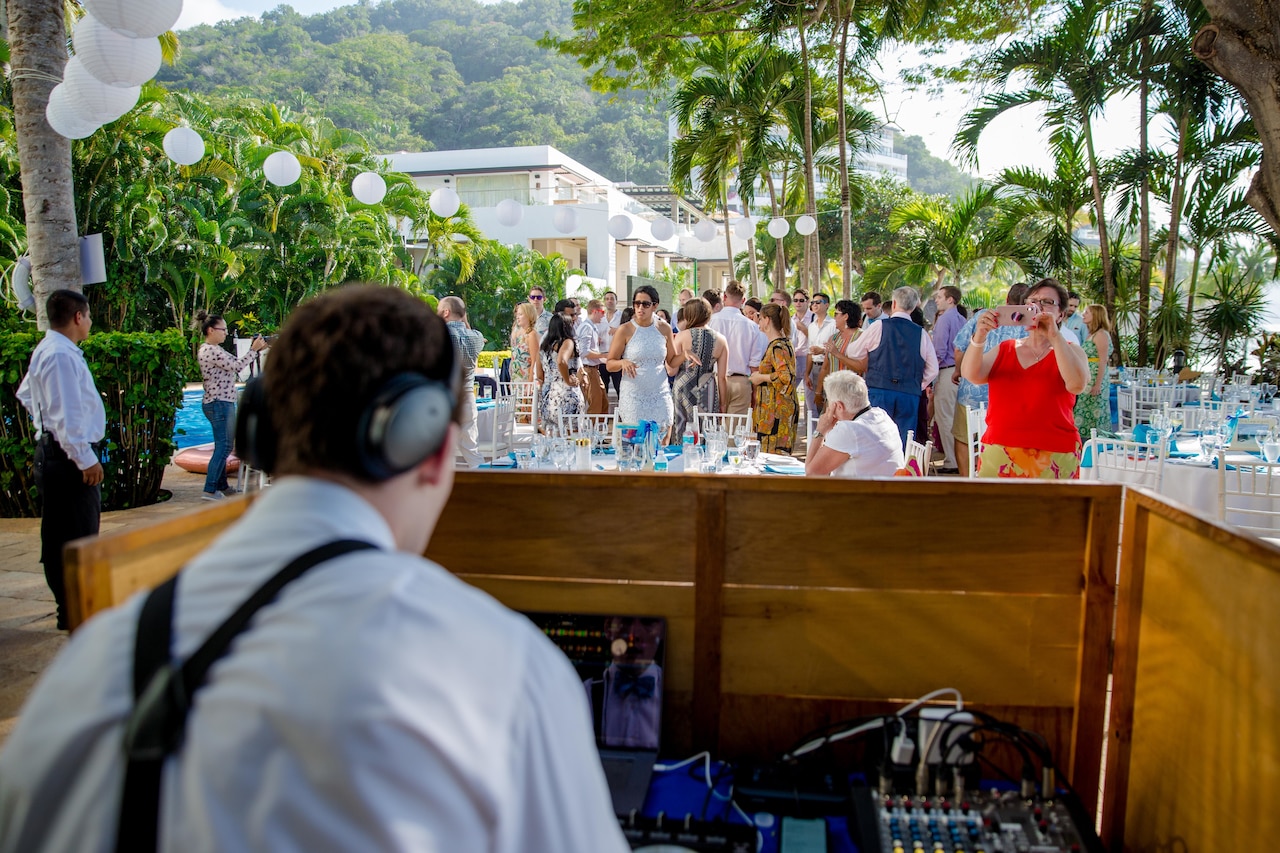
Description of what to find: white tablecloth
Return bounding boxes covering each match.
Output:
[1093,440,1280,532]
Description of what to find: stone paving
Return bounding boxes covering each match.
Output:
[0,463,212,748]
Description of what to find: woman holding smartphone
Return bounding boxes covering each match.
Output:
[960,278,1089,479]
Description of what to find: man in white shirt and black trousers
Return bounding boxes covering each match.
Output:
[16,289,106,631]
[0,283,628,853]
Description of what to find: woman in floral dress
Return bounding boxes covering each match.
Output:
[1073,303,1112,436]
[749,303,798,453]
[509,302,539,384]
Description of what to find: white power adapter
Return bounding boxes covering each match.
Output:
[917,707,975,765]
[890,728,916,765]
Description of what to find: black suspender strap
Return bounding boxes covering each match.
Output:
[114,539,378,853]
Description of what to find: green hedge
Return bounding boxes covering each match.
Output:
[0,329,188,517]
[478,350,511,370]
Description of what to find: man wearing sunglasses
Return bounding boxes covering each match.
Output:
[806,294,837,420]
[529,286,553,336]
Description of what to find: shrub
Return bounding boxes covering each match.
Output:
[0,329,188,517]
[478,350,511,370]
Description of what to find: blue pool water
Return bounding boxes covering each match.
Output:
[174,389,213,448]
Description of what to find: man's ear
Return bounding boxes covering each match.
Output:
[415,423,458,486]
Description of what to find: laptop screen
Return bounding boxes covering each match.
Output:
[524,612,666,752]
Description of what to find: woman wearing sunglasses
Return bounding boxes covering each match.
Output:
[607,285,676,437]
[961,278,1089,479]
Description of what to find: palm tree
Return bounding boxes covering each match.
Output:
[994,133,1092,287]
[955,0,1122,320]
[1196,252,1270,372]
[7,0,81,326]
[862,184,1030,292]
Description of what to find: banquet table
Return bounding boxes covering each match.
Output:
[1091,437,1280,533]
[481,447,807,476]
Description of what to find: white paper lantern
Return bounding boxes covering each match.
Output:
[351,171,387,205]
[73,15,162,87]
[263,150,302,187]
[163,127,204,165]
[495,198,523,227]
[650,217,675,241]
[83,0,183,39]
[63,56,139,124]
[429,186,460,218]
[767,217,790,239]
[795,214,817,236]
[45,84,101,139]
[693,219,717,242]
[607,214,633,240]
[733,216,756,240]
[553,207,577,233]
[11,257,34,312]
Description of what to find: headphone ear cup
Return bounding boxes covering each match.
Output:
[235,377,278,474]
[357,374,455,481]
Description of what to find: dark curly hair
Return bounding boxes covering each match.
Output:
[264,283,458,481]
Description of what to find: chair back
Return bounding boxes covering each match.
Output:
[1119,385,1181,431]
[1217,453,1280,541]
[965,404,986,477]
[903,429,933,476]
[1085,428,1167,491]
[475,376,498,399]
[696,411,753,447]
[558,412,617,447]
[476,397,515,462]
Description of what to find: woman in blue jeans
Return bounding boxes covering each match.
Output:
[196,311,267,500]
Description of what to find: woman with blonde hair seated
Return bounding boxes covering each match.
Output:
[806,370,904,478]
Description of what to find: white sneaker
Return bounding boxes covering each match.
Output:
[201,491,226,502]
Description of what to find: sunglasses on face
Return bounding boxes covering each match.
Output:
[529,295,545,301]
[633,300,654,307]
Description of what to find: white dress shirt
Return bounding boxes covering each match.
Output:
[709,306,766,374]
[16,329,106,471]
[575,317,602,366]
[846,311,940,390]
[0,478,627,853]
[807,316,837,364]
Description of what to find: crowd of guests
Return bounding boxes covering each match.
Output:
[494,275,1107,481]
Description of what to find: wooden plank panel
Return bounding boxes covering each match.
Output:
[429,474,698,582]
[721,588,1082,707]
[1118,511,1280,848]
[722,490,1091,595]
[693,489,726,753]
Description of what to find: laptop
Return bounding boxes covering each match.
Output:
[524,612,666,816]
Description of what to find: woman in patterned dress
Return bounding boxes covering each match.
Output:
[509,302,539,384]
[1073,303,1112,437]
[196,311,267,500]
[607,284,676,436]
[536,313,583,432]
[668,297,727,441]
[749,303,798,453]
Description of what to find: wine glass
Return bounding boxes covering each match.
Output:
[1261,431,1280,464]
[733,422,750,450]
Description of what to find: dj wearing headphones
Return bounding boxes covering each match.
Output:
[0,284,628,853]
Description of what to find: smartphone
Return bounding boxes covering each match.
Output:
[780,816,828,853]
[993,304,1040,327]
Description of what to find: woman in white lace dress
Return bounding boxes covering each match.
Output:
[606,285,675,436]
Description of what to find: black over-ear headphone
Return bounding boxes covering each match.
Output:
[236,365,458,482]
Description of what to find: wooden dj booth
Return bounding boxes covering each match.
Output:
[63,473,1280,851]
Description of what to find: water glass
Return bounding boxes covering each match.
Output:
[1261,431,1280,464]
[618,443,635,472]
[742,439,760,467]
[551,437,572,471]
[733,423,749,449]
[684,443,704,472]
[514,449,533,470]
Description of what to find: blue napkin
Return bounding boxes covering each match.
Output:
[1210,457,1237,471]
[765,462,805,475]
[1080,444,1092,468]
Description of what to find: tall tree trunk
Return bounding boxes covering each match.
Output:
[1193,4,1280,236]
[1082,116,1116,318]
[1137,28,1153,366]
[835,10,853,300]
[736,141,762,295]
[1186,244,1203,316]
[1169,111,1191,311]
[797,9,819,293]
[765,171,785,288]
[7,0,82,330]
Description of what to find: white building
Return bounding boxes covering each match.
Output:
[853,124,909,179]
[386,146,747,295]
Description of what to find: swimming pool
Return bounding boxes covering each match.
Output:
[174,389,213,448]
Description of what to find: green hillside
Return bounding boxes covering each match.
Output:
[160,0,670,183]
